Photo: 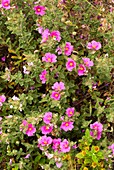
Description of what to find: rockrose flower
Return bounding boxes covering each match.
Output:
[64,42,73,56]
[51,91,61,100]
[78,64,86,76]
[43,112,52,124]
[33,5,46,16]
[1,0,10,9]
[60,121,74,132]
[66,107,75,117]
[90,121,103,140]
[52,138,61,152]
[41,29,50,43]
[60,139,70,153]
[52,82,65,92]
[0,95,6,106]
[26,124,36,137]
[50,30,61,42]
[87,40,101,50]
[40,125,53,135]
[42,53,57,63]
[38,136,52,148]
[39,70,47,84]
[108,144,114,155]
[82,57,94,68]
[66,58,76,71]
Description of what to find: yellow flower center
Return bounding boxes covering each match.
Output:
[44,141,47,144]
[65,47,68,51]
[65,123,69,126]
[92,45,96,49]
[48,58,51,62]
[55,94,59,97]
[69,111,73,115]
[29,128,32,131]
[69,62,73,66]
[37,8,41,12]
[80,67,84,70]
[4,2,9,6]
[45,126,49,130]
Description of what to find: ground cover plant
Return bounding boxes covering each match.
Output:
[0,0,114,169]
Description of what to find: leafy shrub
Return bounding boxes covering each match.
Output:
[0,0,114,169]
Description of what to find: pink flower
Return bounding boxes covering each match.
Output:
[87,40,101,50]
[22,120,28,126]
[108,144,114,155]
[25,154,30,159]
[39,70,47,84]
[60,139,70,153]
[66,58,76,71]
[41,29,50,43]
[33,6,46,16]
[66,107,75,117]
[51,91,61,100]
[0,95,6,106]
[64,42,73,56]
[38,136,52,147]
[1,56,6,61]
[50,30,61,42]
[55,46,62,55]
[42,53,57,63]
[37,26,44,34]
[56,162,63,168]
[78,64,86,76]
[43,112,52,124]
[40,125,53,135]
[52,82,65,92]
[0,95,6,103]
[90,121,103,140]
[1,0,10,9]
[82,57,94,68]
[26,124,36,136]
[52,138,61,151]
[60,121,74,132]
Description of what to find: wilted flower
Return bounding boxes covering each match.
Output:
[43,112,52,124]
[26,124,36,136]
[78,64,86,76]
[1,0,10,9]
[60,121,74,132]
[33,5,46,16]
[51,91,61,100]
[82,57,94,68]
[55,46,62,55]
[60,139,70,153]
[40,125,53,134]
[25,154,30,159]
[50,30,61,42]
[87,40,101,50]
[66,58,76,71]
[42,53,57,63]
[39,70,47,84]
[65,107,75,117]
[1,56,6,61]
[90,121,103,140]
[52,82,65,92]
[23,66,30,74]
[41,29,50,43]
[64,42,73,56]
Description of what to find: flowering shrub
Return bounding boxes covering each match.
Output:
[0,0,114,169]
